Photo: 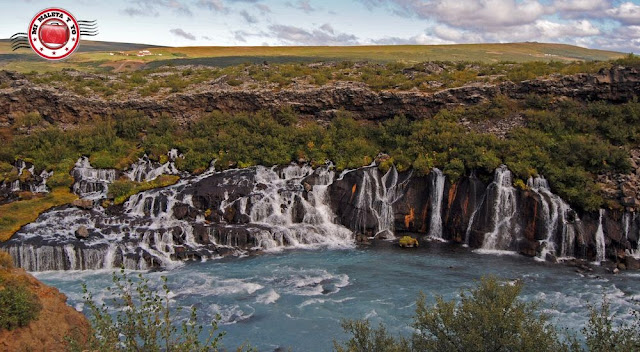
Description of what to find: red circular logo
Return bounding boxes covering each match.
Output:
[28,8,80,60]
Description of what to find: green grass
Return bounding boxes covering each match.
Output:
[0,41,625,73]
[108,175,181,205]
[0,188,78,241]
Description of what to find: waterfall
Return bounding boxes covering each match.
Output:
[4,163,355,271]
[595,209,606,264]
[71,157,118,199]
[350,166,409,239]
[624,213,640,258]
[3,160,52,194]
[32,170,53,193]
[528,176,577,260]
[126,149,183,182]
[464,175,485,246]
[480,165,518,251]
[244,165,353,248]
[428,168,446,240]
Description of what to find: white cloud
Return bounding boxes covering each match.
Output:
[268,24,358,45]
[535,19,600,38]
[606,2,640,25]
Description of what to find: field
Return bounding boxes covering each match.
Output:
[0,40,626,73]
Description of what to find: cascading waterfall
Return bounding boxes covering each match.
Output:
[240,165,353,249]
[595,209,606,264]
[71,157,117,199]
[350,166,409,239]
[2,160,52,194]
[480,165,518,251]
[428,168,446,240]
[5,162,356,271]
[528,176,577,260]
[126,148,183,182]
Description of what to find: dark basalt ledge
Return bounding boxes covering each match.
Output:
[327,168,640,268]
[0,66,638,125]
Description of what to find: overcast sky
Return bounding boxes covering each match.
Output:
[3,0,640,52]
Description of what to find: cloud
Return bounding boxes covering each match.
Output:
[371,33,454,45]
[268,24,358,45]
[286,0,316,13]
[255,3,271,14]
[606,2,640,25]
[552,0,609,13]
[239,9,259,23]
[170,28,196,40]
[534,19,600,38]
[197,0,226,12]
[123,0,192,17]
[319,23,334,34]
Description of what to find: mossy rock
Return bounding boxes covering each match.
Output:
[399,236,419,248]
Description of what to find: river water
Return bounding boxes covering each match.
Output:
[35,242,640,351]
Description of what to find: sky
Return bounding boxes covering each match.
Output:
[2,0,640,52]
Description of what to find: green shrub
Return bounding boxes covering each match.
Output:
[14,112,43,128]
[0,251,12,269]
[583,299,640,352]
[443,158,465,182]
[72,269,228,352]
[334,276,566,352]
[0,273,42,331]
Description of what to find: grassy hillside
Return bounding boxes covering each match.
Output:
[0,41,625,73]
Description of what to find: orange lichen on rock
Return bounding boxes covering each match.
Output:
[447,184,458,209]
[404,207,415,229]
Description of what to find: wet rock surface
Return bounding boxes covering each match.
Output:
[3,159,640,271]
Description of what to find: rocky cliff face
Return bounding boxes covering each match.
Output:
[329,165,640,268]
[0,268,89,352]
[1,66,639,125]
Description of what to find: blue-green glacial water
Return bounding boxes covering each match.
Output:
[35,242,640,351]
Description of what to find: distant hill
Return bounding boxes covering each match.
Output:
[0,39,166,54]
[0,40,626,73]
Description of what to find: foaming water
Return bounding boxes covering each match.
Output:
[35,244,640,351]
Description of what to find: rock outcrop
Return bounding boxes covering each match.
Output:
[1,66,638,125]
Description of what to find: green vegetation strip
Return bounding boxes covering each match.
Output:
[20,55,640,99]
[108,175,181,205]
[0,188,78,241]
[3,93,638,212]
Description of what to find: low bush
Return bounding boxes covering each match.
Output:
[0,253,42,331]
[71,269,230,352]
[334,276,640,352]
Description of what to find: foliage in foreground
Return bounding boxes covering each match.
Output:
[69,269,229,352]
[0,251,42,331]
[334,276,640,352]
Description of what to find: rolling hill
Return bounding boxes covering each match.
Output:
[0,40,626,73]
